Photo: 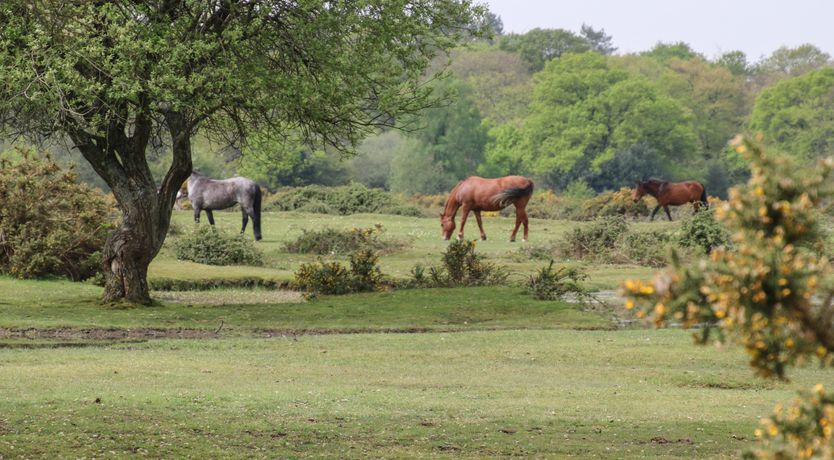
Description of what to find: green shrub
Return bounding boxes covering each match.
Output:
[293,249,384,295]
[173,226,263,266]
[558,216,674,267]
[284,225,407,255]
[619,231,673,267]
[266,183,424,216]
[560,216,629,261]
[677,208,730,253]
[580,187,651,220]
[527,261,593,302]
[0,152,115,281]
[411,240,508,287]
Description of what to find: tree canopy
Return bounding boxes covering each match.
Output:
[0,0,483,303]
[519,53,697,189]
[750,68,834,161]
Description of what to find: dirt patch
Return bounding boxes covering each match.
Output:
[649,437,693,445]
[153,289,304,305]
[0,327,220,340]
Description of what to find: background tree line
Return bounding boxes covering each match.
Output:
[12,9,834,200]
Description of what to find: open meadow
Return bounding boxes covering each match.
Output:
[0,211,820,458]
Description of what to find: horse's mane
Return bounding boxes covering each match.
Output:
[642,178,668,186]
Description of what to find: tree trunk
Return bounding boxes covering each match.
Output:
[71,111,192,305]
[101,192,159,304]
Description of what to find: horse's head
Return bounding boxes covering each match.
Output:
[440,213,455,240]
[632,181,646,202]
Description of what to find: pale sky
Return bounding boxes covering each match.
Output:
[483,0,833,61]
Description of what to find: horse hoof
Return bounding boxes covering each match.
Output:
[509,239,515,243]
[522,238,528,242]
[481,236,487,241]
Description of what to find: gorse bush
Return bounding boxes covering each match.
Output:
[580,187,651,220]
[558,216,674,267]
[411,240,507,287]
[173,226,263,266]
[623,137,834,458]
[284,225,407,255]
[676,208,729,254]
[265,183,423,216]
[293,249,383,295]
[527,261,593,302]
[0,152,115,281]
[560,216,629,261]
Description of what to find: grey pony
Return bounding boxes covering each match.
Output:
[178,171,263,241]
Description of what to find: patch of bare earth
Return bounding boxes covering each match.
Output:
[152,289,304,305]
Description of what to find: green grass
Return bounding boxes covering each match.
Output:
[0,329,825,458]
[2,211,808,458]
[155,211,663,289]
[0,277,608,332]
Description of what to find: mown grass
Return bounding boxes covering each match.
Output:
[0,329,825,459]
[154,211,664,289]
[0,277,609,332]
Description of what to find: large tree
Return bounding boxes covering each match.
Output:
[520,53,697,190]
[750,67,834,161]
[0,1,482,303]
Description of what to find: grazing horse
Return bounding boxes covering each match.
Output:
[632,179,707,221]
[440,176,534,242]
[180,171,263,240]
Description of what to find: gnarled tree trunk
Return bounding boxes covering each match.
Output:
[71,112,192,305]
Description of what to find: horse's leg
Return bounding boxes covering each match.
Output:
[521,208,529,242]
[650,205,661,221]
[241,208,249,234]
[474,210,486,240]
[193,207,201,224]
[205,209,215,226]
[457,205,471,241]
[510,210,523,242]
[664,206,673,221]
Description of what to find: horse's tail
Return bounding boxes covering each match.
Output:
[700,184,708,209]
[253,185,262,241]
[492,179,534,208]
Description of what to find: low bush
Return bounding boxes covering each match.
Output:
[293,249,384,295]
[284,225,407,255]
[677,208,730,253]
[173,226,263,266]
[560,216,629,261]
[618,231,672,267]
[266,183,423,216]
[557,216,674,267]
[580,187,651,220]
[527,261,594,303]
[410,240,508,287]
[0,152,115,281]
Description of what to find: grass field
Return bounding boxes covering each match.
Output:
[0,211,810,458]
[152,210,662,289]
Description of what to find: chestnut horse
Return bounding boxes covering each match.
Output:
[440,176,534,242]
[632,179,707,221]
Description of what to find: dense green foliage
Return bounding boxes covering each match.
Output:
[173,226,263,266]
[559,216,672,267]
[0,153,114,281]
[283,225,406,255]
[265,183,423,216]
[676,208,730,253]
[750,68,834,161]
[411,240,507,287]
[526,261,593,302]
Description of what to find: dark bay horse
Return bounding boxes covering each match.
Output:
[632,179,707,221]
[180,172,263,240]
[441,176,534,242]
